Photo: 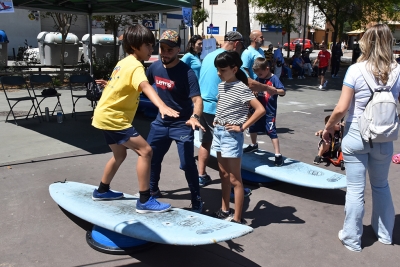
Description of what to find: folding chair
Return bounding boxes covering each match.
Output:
[69,74,95,119]
[29,74,66,121]
[1,75,41,125]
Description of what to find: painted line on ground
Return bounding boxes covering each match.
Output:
[293,111,311,114]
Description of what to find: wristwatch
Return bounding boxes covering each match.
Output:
[190,114,200,121]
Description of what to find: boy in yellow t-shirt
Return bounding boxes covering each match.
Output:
[91,25,179,213]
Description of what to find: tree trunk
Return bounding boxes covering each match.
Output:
[236,0,250,46]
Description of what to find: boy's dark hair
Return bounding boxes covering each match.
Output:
[324,115,331,124]
[214,51,248,85]
[123,24,155,55]
[252,57,270,71]
[186,35,203,55]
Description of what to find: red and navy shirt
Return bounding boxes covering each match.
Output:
[256,74,285,116]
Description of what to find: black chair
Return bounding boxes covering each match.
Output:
[1,75,41,125]
[69,74,95,119]
[29,74,66,121]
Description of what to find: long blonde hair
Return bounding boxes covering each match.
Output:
[357,24,396,85]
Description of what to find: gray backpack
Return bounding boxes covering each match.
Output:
[358,64,400,147]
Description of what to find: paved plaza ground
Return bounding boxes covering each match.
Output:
[1,62,400,266]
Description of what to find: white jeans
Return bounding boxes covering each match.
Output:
[340,122,395,251]
[274,66,282,78]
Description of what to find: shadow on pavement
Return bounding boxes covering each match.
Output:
[60,201,261,267]
[11,111,154,156]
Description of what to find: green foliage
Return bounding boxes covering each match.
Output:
[311,0,400,43]
[92,55,118,80]
[52,77,62,87]
[193,8,209,34]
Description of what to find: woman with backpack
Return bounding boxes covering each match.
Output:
[322,24,400,252]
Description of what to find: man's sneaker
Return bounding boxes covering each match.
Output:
[230,188,252,200]
[243,143,258,153]
[214,208,234,220]
[199,174,212,187]
[136,196,171,213]
[318,85,325,90]
[92,189,124,200]
[231,218,247,224]
[313,155,323,165]
[275,155,284,166]
[323,80,328,88]
[191,197,204,213]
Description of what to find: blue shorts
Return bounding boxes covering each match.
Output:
[249,114,278,139]
[211,125,244,158]
[102,126,140,145]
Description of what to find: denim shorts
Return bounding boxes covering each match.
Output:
[211,125,244,158]
[102,126,140,145]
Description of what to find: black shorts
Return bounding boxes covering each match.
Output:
[318,67,328,76]
[199,112,215,143]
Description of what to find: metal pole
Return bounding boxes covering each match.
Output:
[87,10,93,77]
[302,1,308,51]
[225,21,227,34]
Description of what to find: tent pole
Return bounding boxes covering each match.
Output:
[88,10,93,76]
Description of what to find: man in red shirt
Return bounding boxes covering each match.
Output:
[313,45,331,90]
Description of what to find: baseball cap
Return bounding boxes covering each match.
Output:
[159,30,181,47]
[224,31,244,42]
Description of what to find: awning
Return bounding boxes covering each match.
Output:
[12,0,192,15]
[346,29,365,36]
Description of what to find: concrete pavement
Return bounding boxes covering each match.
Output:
[1,66,400,266]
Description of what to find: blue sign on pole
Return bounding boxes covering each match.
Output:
[207,27,219,34]
[233,27,237,31]
[143,20,155,30]
[261,24,282,32]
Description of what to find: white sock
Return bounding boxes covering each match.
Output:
[275,154,281,157]
[199,173,207,177]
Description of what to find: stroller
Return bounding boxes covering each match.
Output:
[316,111,345,170]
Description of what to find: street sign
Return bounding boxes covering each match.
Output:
[210,0,218,5]
[207,27,219,34]
[143,20,155,30]
[261,24,282,32]
[233,27,237,31]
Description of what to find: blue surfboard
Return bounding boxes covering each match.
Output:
[49,181,253,246]
[194,131,346,189]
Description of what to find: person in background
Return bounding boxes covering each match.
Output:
[313,44,331,90]
[323,24,400,252]
[292,53,306,79]
[181,35,203,79]
[331,42,343,78]
[241,29,265,79]
[273,44,285,79]
[301,51,313,76]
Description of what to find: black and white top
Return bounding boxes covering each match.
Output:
[214,80,255,125]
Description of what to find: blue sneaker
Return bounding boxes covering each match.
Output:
[191,197,204,213]
[199,174,212,187]
[92,189,124,200]
[136,196,171,213]
[230,188,252,201]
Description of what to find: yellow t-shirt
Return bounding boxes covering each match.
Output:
[92,55,147,130]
